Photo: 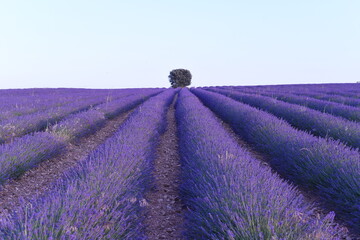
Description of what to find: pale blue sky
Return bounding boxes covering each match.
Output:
[0,0,359,89]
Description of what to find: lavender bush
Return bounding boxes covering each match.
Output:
[259,92,360,122]
[0,89,80,121]
[0,96,104,143]
[0,89,160,185]
[0,89,145,143]
[50,109,106,142]
[227,83,360,97]
[0,89,111,122]
[193,88,360,233]
[0,89,175,239]
[95,89,163,119]
[223,87,360,122]
[0,132,65,184]
[295,92,360,107]
[218,84,360,107]
[176,88,341,239]
[50,89,162,142]
[208,88,360,149]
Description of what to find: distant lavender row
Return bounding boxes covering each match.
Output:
[193,89,360,233]
[258,92,360,122]
[95,89,163,119]
[176,89,340,239]
[0,89,175,239]
[228,83,360,97]
[243,85,360,107]
[49,110,106,142]
[227,85,360,107]
[271,84,360,99]
[0,89,135,121]
[296,92,360,108]
[50,89,162,142]
[0,89,161,186]
[0,132,65,184]
[207,88,360,150]
[223,87,360,122]
[0,90,140,144]
[0,89,85,120]
[0,100,96,143]
[311,89,360,99]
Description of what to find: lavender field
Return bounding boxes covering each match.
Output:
[0,84,359,239]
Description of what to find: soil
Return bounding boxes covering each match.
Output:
[144,96,185,240]
[0,111,132,218]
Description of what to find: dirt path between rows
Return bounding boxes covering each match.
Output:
[144,96,185,240]
[0,110,132,218]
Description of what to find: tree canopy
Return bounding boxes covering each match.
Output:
[169,69,192,88]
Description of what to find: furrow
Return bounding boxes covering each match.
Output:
[144,95,185,240]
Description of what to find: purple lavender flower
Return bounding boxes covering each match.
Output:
[0,89,175,239]
[176,88,341,239]
[0,132,65,184]
[193,88,360,233]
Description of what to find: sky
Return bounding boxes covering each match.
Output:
[0,0,359,89]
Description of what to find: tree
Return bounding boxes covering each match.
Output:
[168,69,192,88]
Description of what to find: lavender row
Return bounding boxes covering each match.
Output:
[271,84,360,99]
[0,89,83,120]
[50,90,163,142]
[95,89,163,119]
[295,92,360,108]
[226,85,360,107]
[312,90,360,99]
[176,89,340,239]
[0,90,134,144]
[0,89,131,121]
[227,83,360,97]
[193,89,360,233]
[240,85,360,107]
[0,92,121,185]
[49,110,106,142]
[260,88,360,107]
[259,92,360,122]
[0,89,161,186]
[225,86,360,124]
[0,89,175,239]
[0,132,65,185]
[207,88,360,150]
